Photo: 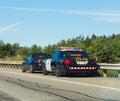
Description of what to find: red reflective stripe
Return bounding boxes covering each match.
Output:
[89,67,92,70]
[69,67,96,70]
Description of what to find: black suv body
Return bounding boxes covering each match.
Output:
[47,47,100,77]
[22,53,51,73]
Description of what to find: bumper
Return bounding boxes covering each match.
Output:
[32,63,43,70]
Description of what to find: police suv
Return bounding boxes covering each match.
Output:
[42,47,100,77]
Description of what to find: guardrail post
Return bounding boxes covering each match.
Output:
[118,71,120,78]
[103,69,107,78]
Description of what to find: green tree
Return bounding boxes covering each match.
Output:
[30,44,42,53]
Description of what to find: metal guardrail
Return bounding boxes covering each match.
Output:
[99,63,120,78]
[0,61,120,77]
[0,61,22,69]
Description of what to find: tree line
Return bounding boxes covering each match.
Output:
[0,34,120,63]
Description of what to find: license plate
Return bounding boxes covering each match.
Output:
[39,64,42,66]
[76,61,87,65]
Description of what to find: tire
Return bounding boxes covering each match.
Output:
[55,66,63,77]
[29,65,34,73]
[22,65,26,72]
[43,67,48,75]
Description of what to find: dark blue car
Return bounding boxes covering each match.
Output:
[22,53,51,73]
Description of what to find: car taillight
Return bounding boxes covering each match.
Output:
[64,58,71,65]
[34,59,41,63]
[93,59,97,64]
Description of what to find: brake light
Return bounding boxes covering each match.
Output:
[64,58,71,65]
[93,59,97,64]
[34,59,41,63]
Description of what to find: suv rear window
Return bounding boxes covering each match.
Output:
[61,51,89,58]
[32,53,51,59]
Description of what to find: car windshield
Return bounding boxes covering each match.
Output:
[61,51,89,58]
[32,53,51,59]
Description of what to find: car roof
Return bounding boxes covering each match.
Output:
[30,53,50,55]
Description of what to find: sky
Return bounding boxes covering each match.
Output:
[0,0,120,47]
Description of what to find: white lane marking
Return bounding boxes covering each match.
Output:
[0,70,120,91]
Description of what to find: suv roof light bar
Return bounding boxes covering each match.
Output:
[58,47,82,51]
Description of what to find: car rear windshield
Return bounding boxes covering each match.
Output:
[32,53,51,59]
[61,51,89,58]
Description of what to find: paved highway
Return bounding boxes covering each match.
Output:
[0,67,120,101]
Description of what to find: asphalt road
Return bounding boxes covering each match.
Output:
[0,90,20,101]
[0,68,120,101]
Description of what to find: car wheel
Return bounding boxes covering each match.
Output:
[29,65,34,73]
[55,66,63,77]
[22,65,26,72]
[43,67,48,75]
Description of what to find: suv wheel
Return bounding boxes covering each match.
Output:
[22,65,26,72]
[43,67,48,75]
[29,65,34,73]
[55,66,63,77]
